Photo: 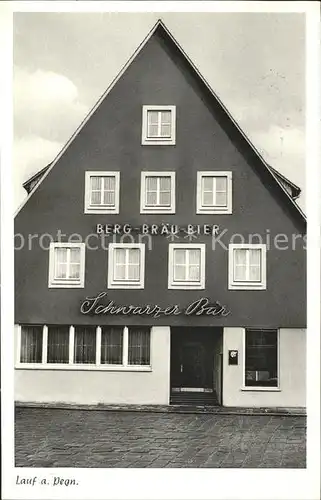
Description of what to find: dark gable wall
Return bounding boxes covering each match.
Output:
[15,29,306,328]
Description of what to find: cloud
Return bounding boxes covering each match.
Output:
[14,68,89,142]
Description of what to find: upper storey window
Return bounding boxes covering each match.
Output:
[142,106,176,145]
[140,172,175,214]
[48,243,85,288]
[197,171,232,214]
[85,172,120,214]
[228,244,266,290]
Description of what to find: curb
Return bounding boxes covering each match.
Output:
[15,402,307,417]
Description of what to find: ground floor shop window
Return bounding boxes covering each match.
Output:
[74,326,97,364]
[20,325,43,363]
[17,324,151,368]
[47,325,69,363]
[101,326,123,364]
[128,327,150,365]
[245,329,278,387]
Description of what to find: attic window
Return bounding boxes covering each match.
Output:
[142,106,176,145]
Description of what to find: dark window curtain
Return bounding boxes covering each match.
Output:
[245,329,278,387]
[128,327,150,365]
[47,326,69,363]
[74,326,96,364]
[101,327,123,364]
[20,325,43,363]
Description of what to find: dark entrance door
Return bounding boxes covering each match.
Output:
[180,341,208,388]
[171,328,217,390]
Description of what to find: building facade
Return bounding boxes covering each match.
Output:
[14,21,306,408]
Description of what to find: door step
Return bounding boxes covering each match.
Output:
[170,391,219,406]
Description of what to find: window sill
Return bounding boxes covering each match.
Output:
[107,282,145,289]
[168,283,205,290]
[228,283,266,291]
[84,207,119,214]
[141,139,176,146]
[241,386,280,392]
[196,207,232,215]
[48,282,84,289]
[140,207,175,214]
[15,364,152,372]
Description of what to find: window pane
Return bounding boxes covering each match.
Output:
[249,264,261,282]
[91,191,101,205]
[101,327,123,364]
[90,176,102,191]
[146,191,158,205]
[188,265,200,281]
[54,248,67,279]
[128,264,140,280]
[216,177,227,192]
[114,264,126,280]
[159,177,171,191]
[103,177,115,206]
[245,330,277,387]
[20,325,43,363]
[55,263,67,279]
[146,176,157,190]
[128,249,140,264]
[215,191,227,206]
[249,249,261,266]
[70,248,80,263]
[69,263,80,279]
[148,111,158,125]
[160,123,171,137]
[202,177,214,191]
[159,191,171,206]
[74,326,96,364]
[233,249,247,281]
[115,248,126,264]
[103,190,115,206]
[174,249,186,265]
[161,111,171,123]
[47,326,69,363]
[128,327,150,365]
[189,249,200,265]
[147,112,159,137]
[174,265,186,281]
[159,177,171,205]
[202,191,214,206]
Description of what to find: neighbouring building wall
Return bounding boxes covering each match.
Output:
[15,326,171,405]
[223,327,306,408]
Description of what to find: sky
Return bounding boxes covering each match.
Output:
[13,12,305,210]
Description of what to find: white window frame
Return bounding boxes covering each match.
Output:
[48,242,85,288]
[142,105,176,145]
[108,243,145,289]
[196,171,232,214]
[228,244,266,290]
[16,325,152,371]
[168,244,206,290]
[140,171,176,214]
[84,171,120,214]
[241,328,280,392]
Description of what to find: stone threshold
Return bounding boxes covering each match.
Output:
[15,402,307,417]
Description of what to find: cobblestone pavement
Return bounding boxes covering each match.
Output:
[15,408,306,468]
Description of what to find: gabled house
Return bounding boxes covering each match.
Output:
[14,20,306,408]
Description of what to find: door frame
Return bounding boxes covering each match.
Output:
[170,327,223,397]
